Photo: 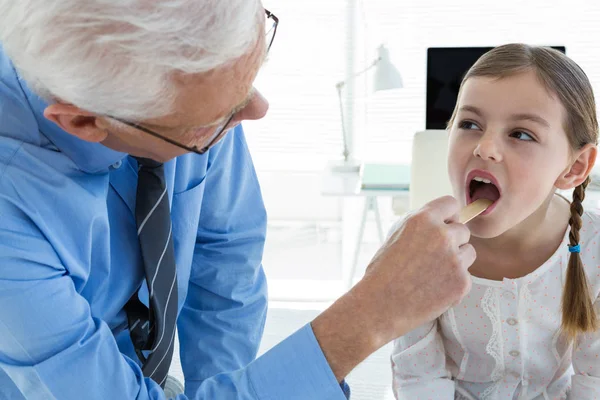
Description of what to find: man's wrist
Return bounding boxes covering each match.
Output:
[311,281,389,381]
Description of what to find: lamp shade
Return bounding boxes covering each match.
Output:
[372,45,403,92]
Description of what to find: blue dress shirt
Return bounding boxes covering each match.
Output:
[0,44,349,399]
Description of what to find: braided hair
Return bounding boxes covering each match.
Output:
[563,177,598,338]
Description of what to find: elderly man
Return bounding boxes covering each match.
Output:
[0,1,474,399]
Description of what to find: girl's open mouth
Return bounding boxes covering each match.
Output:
[466,170,502,216]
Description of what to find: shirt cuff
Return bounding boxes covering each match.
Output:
[248,323,348,399]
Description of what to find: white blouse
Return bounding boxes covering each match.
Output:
[391,209,600,400]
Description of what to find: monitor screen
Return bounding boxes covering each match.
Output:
[426,46,566,130]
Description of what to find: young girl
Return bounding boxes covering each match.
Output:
[391,44,600,400]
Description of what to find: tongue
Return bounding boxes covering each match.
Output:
[472,183,500,202]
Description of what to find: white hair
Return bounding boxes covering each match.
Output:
[0,0,263,120]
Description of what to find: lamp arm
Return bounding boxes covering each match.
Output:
[335,57,381,89]
[334,55,383,162]
[336,83,350,161]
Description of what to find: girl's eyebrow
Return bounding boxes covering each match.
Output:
[509,113,550,128]
[460,105,550,128]
[459,105,485,118]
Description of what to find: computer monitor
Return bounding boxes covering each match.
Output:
[425,46,566,130]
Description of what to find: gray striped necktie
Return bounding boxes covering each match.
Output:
[125,157,178,388]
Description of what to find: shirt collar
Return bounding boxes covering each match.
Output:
[21,79,127,174]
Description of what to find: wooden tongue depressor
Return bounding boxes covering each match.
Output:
[459,199,493,224]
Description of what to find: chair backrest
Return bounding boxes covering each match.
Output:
[409,130,454,210]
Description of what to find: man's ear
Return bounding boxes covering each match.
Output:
[43,103,109,143]
[555,143,597,190]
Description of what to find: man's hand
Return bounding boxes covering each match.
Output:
[362,195,475,340]
[312,196,475,381]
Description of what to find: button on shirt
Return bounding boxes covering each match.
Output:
[391,211,600,400]
[0,45,348,399]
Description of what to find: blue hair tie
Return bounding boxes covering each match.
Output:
[568,244,581,253]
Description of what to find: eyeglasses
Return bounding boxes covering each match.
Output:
[109,9,278,156]
[265,9,278,54]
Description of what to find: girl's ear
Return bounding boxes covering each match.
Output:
[555,144,597,190]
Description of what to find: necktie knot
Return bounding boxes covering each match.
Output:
[134,156,163,170]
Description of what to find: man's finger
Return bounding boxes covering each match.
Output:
[446,222,471,248]
[458,243,477,270]
[422,196,461,222]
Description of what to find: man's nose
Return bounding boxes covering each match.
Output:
[235,89,269,123]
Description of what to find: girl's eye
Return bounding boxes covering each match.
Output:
[458,120,480,130]
[510,131,535,142]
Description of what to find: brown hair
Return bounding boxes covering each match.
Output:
[448,44,599,340]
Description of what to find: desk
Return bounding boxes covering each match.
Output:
[321,168,409,287]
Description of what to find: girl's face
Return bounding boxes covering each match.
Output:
[447,69,573,238]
